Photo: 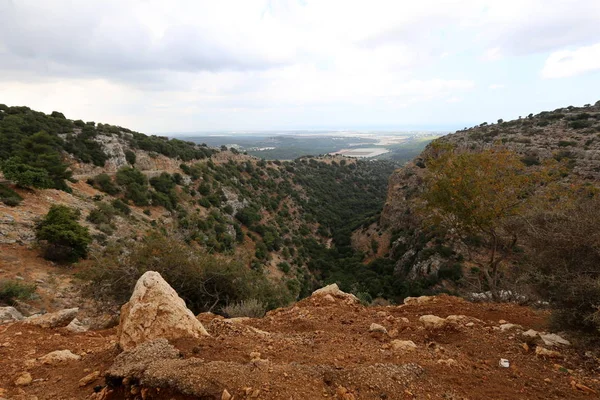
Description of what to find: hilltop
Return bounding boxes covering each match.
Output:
[1,276,598,400]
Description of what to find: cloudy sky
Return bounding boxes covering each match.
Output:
[1,0,599,134]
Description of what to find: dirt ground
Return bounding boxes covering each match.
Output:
[1,295,599,400]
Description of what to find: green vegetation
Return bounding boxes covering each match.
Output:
[81,234,294,313]
[0,105,214,191]
[0,280,36,305]
[36,205,92,263]
[0,183,23,206]
[421,144,557,299]
[222,299,266,318]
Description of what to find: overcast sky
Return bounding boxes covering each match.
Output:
[1,0,599,134]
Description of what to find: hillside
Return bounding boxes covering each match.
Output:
[0,104,404,319]
[372,100,600,301]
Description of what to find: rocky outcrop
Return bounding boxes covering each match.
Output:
[0,306,24,324]
[24,308,78,328]
[117,271,209,350]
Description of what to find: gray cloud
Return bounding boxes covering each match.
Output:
[0,0,284,84]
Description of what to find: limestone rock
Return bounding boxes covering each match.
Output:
[404,296,435,305]
[390,340,417,352]
[419,315,447,330]
[535,346,562,358]
[79,371,101,387]
[539,333,570,347]
[25,308,78,328]
[221,389,232,400]
[40,350,81,364]
[499,323,522,332]
[118,271,209,350]
[14,372,32,386]
[311,284,359,304]
[369,323,388,334]
[66,318,89,333]
[0,307,23,324]
[522,329,539,339]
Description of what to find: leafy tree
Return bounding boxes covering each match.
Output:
[421,145,555,299]
[92,173,119,195]
[36,205,92,263]
[125,150,136,165]
[1,158,53,189]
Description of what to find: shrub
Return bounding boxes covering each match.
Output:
[111,198,131,215]
[0,280,36,305]
[0,184,23,206]
[524,193,600,334]
[222,299,266,318]
[92,173,119,195]
[36,205,92,263]
[1,159,54,189]
[80,234,294,313]
[125,150,136,165]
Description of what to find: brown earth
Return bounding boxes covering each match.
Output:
[1,295,599,400]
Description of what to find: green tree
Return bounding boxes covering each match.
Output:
[1,158,53,189]
[125,150,136,165]
[421,145,554,299]
[35,205,92,263]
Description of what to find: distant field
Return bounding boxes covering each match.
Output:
[179,131,443,163]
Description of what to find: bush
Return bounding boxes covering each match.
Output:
[92,173,119,195]
[0,184,23,206]
[80,234,294,313]
[222,299,266,318]
[524,194,600,334]
[0,280,36,305]
[125,150,136,165]
[1,159,53,189]
[36,205,92,263]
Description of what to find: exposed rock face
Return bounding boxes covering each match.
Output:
[25,308,78,328]
[0,306,24,323]
[118,271,209,350]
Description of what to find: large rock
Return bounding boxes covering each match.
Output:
[24,308,78,328]
[311,284,359,304]
[419,315,447,330]
[0,306,23,324]
[118,271,209,350]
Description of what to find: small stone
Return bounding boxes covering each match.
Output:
[522,329,539,338]
[404,296,435,305]
[465,322,475,327]
[535,346,562,358]
[66,318,89,333]
[40,350,81,365]
[399,317,410,324]
[369,323,388,334]
[419,315,447,330]
[79,371,100,387]
[390,340,417,352]
[249,351,261,361]
[499,320,507,324]
[251,389,260,398]
[323,294,336,303]
[499,323,522,332]
[221,389,232,400]
[437,358,459,367]
[14,372,32,386]
[25,308,78,328]
[539,333,570,347]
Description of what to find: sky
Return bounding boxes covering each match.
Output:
[1,0,599,134]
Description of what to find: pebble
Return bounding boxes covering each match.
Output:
[14,372,32,386]
[369,323,388,334]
